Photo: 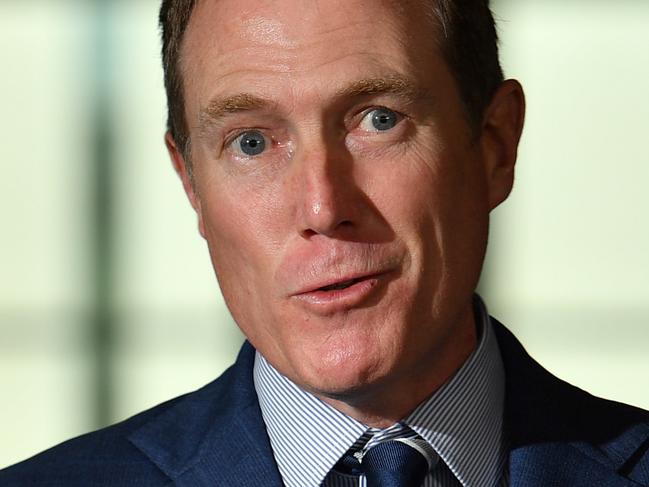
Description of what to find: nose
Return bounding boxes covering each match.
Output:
[290,143,363,239]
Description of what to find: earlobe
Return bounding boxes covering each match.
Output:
[480,79,526,210]
[165,132,206,238]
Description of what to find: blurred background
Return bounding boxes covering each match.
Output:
[1,0,648,468]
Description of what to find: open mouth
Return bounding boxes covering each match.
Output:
[318,278,361,292]
[293,271,389,310]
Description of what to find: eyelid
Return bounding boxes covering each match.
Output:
[224,128,263,147]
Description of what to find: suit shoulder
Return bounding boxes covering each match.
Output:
[0,343,254,486]
[494,319,649,483]
[571,390,649,483]
[0,351,250,486]
[0,392,188,486]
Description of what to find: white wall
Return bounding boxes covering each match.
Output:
[483,0,649,410]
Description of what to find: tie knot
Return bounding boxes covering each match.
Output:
[361,439,430,487]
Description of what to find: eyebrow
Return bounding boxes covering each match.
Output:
[334,75,422,101]
[197,75,423,134]
[198,93,273,134]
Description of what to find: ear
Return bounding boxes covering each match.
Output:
[479,79,526,210]
[165,132,206,238]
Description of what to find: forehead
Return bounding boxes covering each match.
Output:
[184,0,435,46]
[180,0,443,117]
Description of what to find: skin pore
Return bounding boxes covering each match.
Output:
[166,0,525,427]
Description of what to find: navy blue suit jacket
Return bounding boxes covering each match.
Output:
[2,321,648,486]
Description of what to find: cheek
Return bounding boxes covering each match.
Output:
[362,142,452,253]
[196,176,288,315]
[198,166,287,257]
[367,140,489,302]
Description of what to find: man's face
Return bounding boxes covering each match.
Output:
[174,0,515,404]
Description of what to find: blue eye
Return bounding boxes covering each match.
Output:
[360,108,399,132]
[233,130,267,156]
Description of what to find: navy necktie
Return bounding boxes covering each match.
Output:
[339,439,430,487]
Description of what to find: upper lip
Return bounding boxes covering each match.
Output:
[293,270,387,295]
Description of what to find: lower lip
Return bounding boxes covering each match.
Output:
[292,274,386,314]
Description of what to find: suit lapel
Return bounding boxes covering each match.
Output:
[128,343,284,487]
[493,321,649,487]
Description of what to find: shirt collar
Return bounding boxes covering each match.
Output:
[254,353,366,486]
[405,296,507,487]
[254,295,506,487]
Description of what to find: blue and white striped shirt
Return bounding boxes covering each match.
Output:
[254,296,507,487]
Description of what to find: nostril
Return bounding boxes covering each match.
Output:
[299,219,354,239]
[301,228,318,238]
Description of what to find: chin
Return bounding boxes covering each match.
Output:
[293,339,391,399]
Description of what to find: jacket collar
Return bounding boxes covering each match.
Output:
[126,320,648,487]
[493,320,649,486]
[128,342,283,487]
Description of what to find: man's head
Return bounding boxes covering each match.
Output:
[161,0,524,423]
[160,0,505,175]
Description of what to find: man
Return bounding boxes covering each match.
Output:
[2,0,648,486]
